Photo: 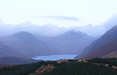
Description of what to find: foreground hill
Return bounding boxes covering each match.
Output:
[0,58,117,75]
[76,25,117,58]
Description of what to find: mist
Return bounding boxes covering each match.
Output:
[0,14,116,37]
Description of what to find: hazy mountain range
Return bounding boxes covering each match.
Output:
[0,30,95,58]
[0,15,117,37]
[0,31,51,57]
[0,41,21,57]
[0,15,117,64]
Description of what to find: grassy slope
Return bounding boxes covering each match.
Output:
[0,59,117,75]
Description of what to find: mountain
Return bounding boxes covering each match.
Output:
[1,30,95,57]
[39,30,95,55]
[1,31,51,57]
[0,40,35,64]
[76,25,117,58]
[0,41,21,57]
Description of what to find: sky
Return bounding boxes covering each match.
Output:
[0,0,117,37]
[0,0,116,26]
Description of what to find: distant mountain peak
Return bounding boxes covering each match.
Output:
[60,30,88,38]
[13,31,35,39]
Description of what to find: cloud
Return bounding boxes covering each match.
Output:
[0,0,117,26]
[27,16,82,29]
[0,14,117,37]
[75,24,106,37]
[39,16,79,21]
[103,14,117,29]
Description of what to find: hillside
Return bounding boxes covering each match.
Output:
[87,38,117,58]
[0,58,117,75]
[76,25,117,58]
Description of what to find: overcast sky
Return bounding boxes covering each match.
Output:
[0,0,116,27]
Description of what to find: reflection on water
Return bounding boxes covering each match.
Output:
[32,54,77,61]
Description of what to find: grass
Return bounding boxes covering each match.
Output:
[0,58,117,75]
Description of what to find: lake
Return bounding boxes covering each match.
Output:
[32,54,77,61]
